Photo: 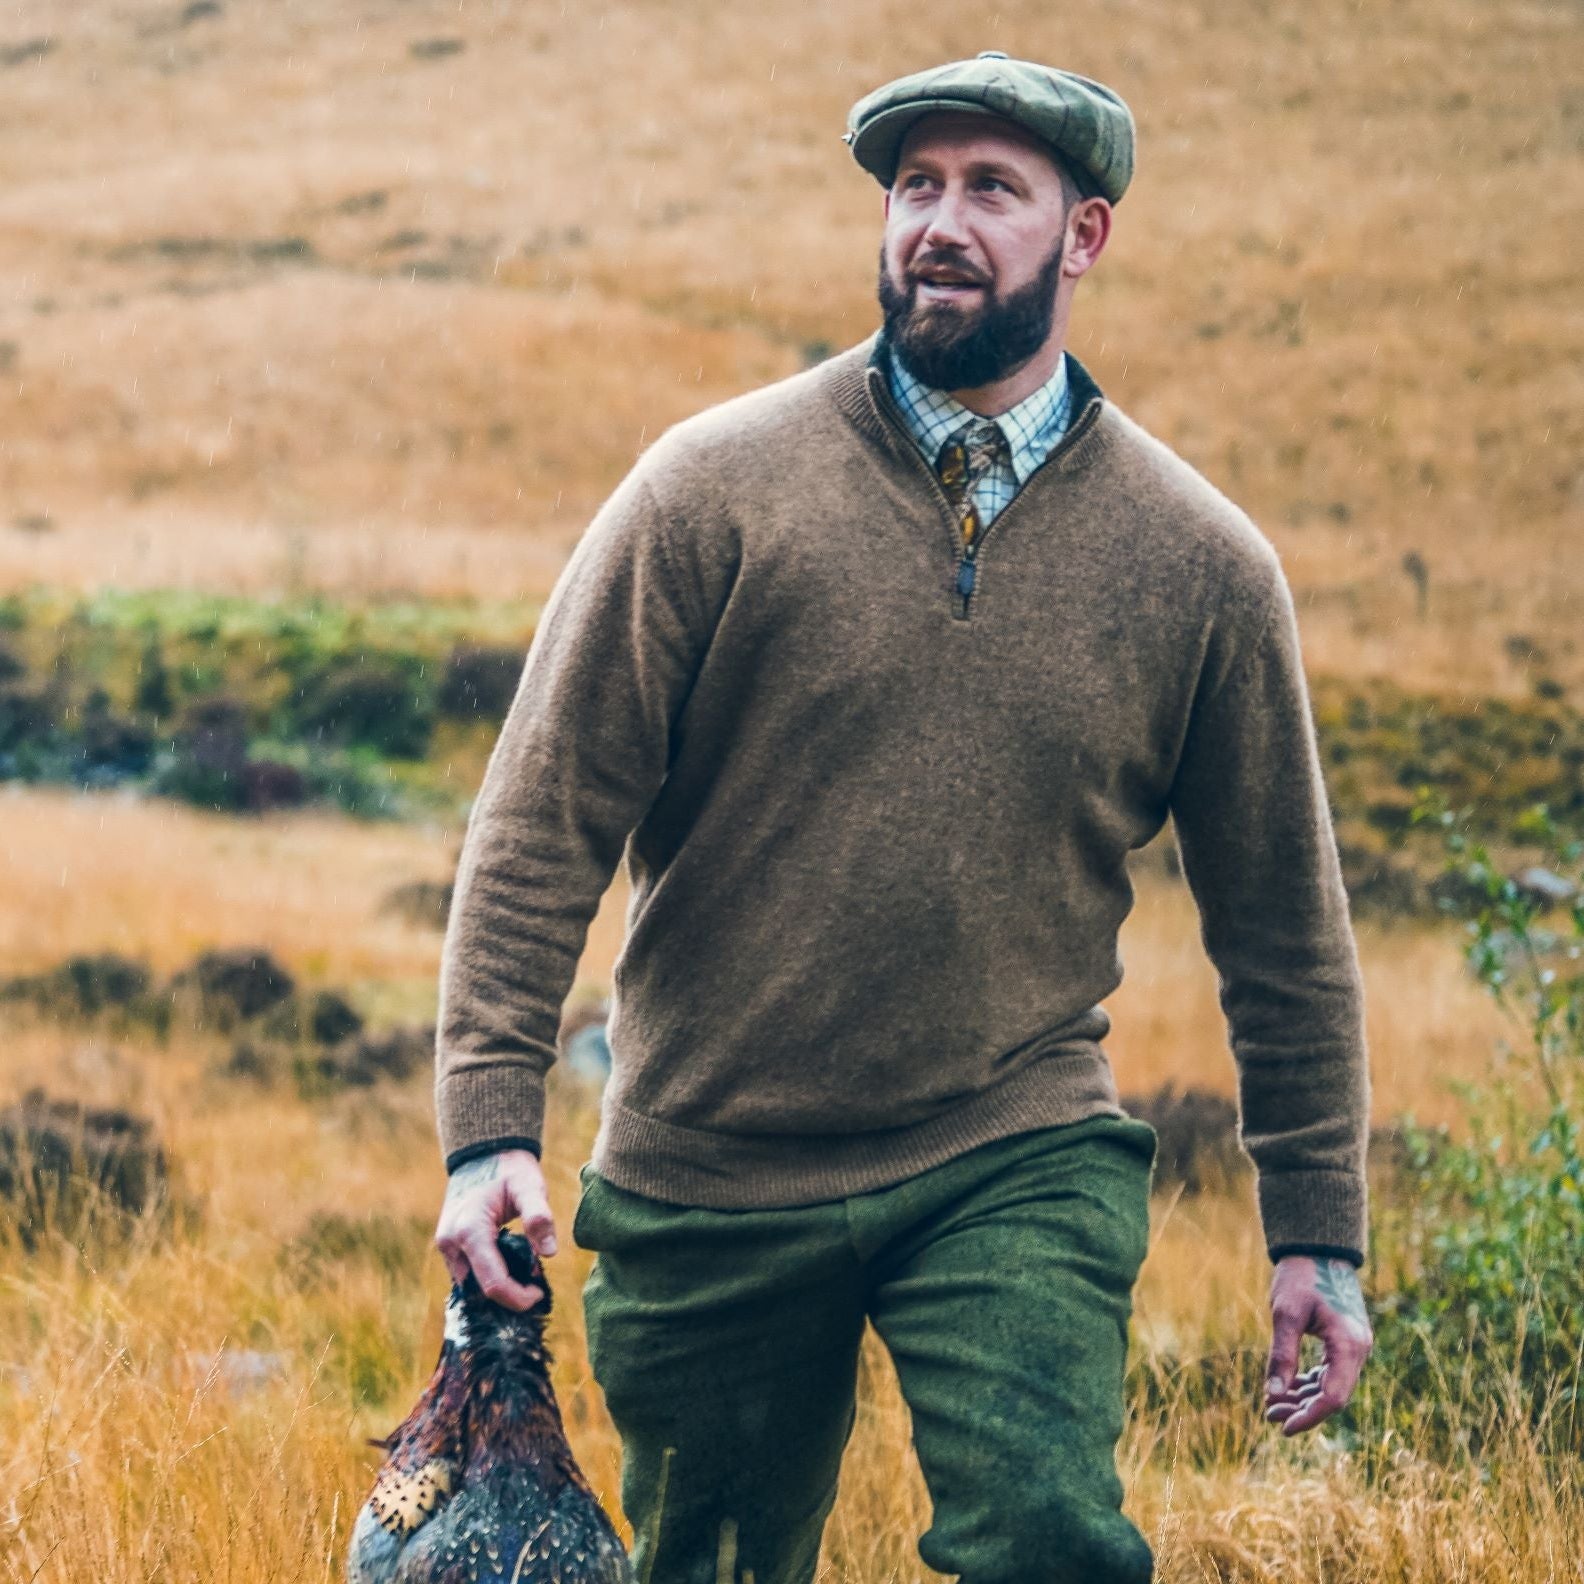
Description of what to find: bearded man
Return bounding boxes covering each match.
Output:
[431,51,1374,1584]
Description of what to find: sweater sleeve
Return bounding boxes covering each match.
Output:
[1167,560,1371,1263]
[434,467,710,1171]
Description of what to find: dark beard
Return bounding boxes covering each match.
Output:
[877,231,1065,392]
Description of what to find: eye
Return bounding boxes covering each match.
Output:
[977,176,1011,193]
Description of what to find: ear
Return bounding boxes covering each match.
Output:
[1064,197,1113,279]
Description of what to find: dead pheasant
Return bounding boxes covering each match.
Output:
[348,1230,632,1584]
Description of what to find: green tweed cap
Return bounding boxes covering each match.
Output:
[843,51,1135,205]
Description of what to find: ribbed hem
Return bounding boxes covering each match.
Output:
[435,1062,547,1170]
[1257,1168,1368,1263]
[590,1045,1122,1209]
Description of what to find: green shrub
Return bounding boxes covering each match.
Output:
[258,988,364,1046]
[1365,802,1584,1456]
[435,643,524,719]
[287,657,434,759]
[0,952,153,1018]
[0,1090,176,1252]
[133,627,175,719]
[168,946,297,1029]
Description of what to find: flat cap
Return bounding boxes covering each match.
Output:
[844,51,1136,205]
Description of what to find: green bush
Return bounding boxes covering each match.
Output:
[288,656,434,759]
[435,643,525,719]
[1365,803,1584,1456]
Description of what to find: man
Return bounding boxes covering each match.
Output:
[432,52,1374,1584]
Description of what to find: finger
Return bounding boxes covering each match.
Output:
[1280,1391,1342,1436]
[1278,1371,1353,1437]
[1265,1383,1324,1413]
[1265,1377,1323,1409]
[520,1209,559,1260]
[1313,1317,1370,1415]
[435,1240,470,1285]
[1265,1364,1324,1404]
[1268,1362,1324,1390]
[1264,1375,1325,1419]
[457,1225,540,1312]
[500,1171,559,1258]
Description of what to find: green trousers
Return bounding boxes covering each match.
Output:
[574,1115,1158,1584]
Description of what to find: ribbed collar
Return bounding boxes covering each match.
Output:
[823,328,1113,483]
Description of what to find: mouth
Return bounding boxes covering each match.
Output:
[912,275,985,304]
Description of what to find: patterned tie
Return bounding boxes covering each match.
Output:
[934,419,1010,550]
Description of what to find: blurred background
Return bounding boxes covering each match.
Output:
[1,2,1581,1580]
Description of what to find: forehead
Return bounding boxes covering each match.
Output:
[894,110,1059,177]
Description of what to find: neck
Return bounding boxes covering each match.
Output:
[458,1329,588,1492]
[831,332,1110,473]
[948,333,1067,417]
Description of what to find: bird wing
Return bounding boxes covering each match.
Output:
[367,1455,458,1537]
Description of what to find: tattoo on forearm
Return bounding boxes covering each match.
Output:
[1315,1258,1370,1339]
[449,1155,502,1193]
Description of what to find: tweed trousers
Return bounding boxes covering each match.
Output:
[574,1114,1158,1584]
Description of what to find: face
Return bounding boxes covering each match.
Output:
[877,112,1075,391]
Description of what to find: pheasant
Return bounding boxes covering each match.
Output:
[348,1230,632,1584]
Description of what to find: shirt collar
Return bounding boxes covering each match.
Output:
[880,332,1073,487]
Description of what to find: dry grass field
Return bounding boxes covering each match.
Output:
[0,787,1568,1581]
[0,0,1579,693]
[2,0,1582,1578]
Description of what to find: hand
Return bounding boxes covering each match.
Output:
[434,1148,557,1311]
[1263,1255,1373,1436]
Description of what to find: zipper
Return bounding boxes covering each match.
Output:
[955,535,981,620]
[867,368,1104,622]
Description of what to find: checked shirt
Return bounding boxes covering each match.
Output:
[882,337,1076,532]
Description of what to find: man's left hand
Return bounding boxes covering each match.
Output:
[1263,1255,1373,1436]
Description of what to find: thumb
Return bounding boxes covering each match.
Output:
[519,1206,559,1260]
[1266,1300,1309,1396]
[501,1165,559,1258]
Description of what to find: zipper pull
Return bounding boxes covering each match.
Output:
[956,558,977,600]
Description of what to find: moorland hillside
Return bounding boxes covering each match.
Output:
[0,0,1577,695]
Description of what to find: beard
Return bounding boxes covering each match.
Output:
[877,231,1065,392]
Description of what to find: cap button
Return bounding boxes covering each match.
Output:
[976,50,1009,59]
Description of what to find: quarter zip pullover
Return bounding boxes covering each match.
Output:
[434,332,1371,1262]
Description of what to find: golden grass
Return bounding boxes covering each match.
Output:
[3,2,1577,1568]
[0,785,629,1002]
[0,784,1506,1129]
[0,781,1564,1578]
[2,1017,1578,1583]
[0,0,1578,695]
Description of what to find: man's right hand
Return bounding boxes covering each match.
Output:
[434,1148,557,1311]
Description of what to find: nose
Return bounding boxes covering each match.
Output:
[919,184,974,254]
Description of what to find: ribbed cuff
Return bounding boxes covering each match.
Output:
[435,1062,547,1170]
[445,1136,542,1174]
[1268,1242,1365,1269]
[1257,1168,1368,1264]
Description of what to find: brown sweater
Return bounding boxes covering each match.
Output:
[434,332,1371,1261]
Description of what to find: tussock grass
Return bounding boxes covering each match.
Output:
[3,785,1577,1579]
[3,1028,1581,1582]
